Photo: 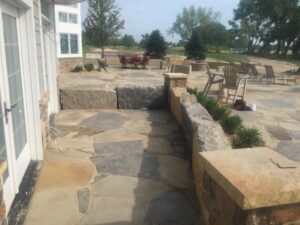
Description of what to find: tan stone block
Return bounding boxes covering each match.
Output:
[200,148,300,209]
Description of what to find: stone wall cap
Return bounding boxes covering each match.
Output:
[163,73,189,79]
[200,148,300,209]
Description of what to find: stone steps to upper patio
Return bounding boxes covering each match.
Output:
[24,109,202,225]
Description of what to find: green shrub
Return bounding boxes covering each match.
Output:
[233,127,265,149]
[210,105,230,121]
[221,115,242,135]
[196,92,207,105]
[72,65,83,72]
[84,64,94,72]
[204,99,229,121]
[186,87,198,95]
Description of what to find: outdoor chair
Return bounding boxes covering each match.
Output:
[222,66,248,104]
[97,59,108,72]
[203,65,224,98]
[249,64,264,81]
[231,62,245,74]
[241,62,250,74]
[264,65,281,83]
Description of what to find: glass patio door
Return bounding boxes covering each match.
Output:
[0,1,31,210]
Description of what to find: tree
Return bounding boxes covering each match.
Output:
[83,0,125,57]
[169,6,220,42]
[121,34,136,47]
[185,28,206,60]
[139,33,150,48]
[145,30,167,58]
[231,0,300,55]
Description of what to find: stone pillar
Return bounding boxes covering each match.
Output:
[164,73,188,109]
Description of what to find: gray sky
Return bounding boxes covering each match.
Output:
[81,0,240,42]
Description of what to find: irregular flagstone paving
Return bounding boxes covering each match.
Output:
[24,109,200,225]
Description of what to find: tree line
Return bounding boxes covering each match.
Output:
[83,0,300,59]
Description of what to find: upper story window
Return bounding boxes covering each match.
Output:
[58,11,78,24]
[69,13,78,24]
[59,12,68,23]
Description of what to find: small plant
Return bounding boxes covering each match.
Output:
[186,87,198,95]
[196,92,207,106]
[233,127,265,149]
[72,65,83,72]
[221,115,243,135]
[210,105,230,121]
[84,64,94,72]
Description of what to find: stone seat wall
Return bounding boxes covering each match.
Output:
[164,73,300,225]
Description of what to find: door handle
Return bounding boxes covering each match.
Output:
[4,102,16,124]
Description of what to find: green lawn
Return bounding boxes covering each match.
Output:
[206,51,248,63]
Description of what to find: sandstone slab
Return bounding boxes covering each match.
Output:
[144,191,198,225]
[35,160,96,190]
[91,175,172,201]
[157,155,193,189]
[79,112,124,131]
[24,188,82,225]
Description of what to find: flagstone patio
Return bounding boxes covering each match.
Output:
[24,109,201,225]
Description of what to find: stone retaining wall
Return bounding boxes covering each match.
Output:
[164,72,300,225]
[60,86,166,110]
[117,86,166,109]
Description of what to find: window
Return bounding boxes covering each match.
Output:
[70,34,78,54]
[59,12,67,22]
[60,33,79,55]
[41,0,50,18]
[60,33,69,54]
[69,13,77,24]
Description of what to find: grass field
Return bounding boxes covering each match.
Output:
[83,44,300,67]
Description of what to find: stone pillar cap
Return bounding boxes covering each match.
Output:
[200,147,300,209]
[163,73,188,79]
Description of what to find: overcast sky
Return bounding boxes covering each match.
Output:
[81,0,240,42]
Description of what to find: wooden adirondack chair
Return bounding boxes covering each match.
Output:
[264,65,278,83]
[249,64,263,80]
[203,65,224,98]
[241,62,250,74]
[222,66,248,104]
[231,62,244,74]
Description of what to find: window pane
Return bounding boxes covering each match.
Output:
[70,34,78,54]
[59,12,67,22]
[60,33,69,54]
[69,14,77,24]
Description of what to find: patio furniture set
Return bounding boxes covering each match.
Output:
[119,54,150,69]
[203,62,298,104]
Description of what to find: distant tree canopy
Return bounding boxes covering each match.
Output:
[231,0,300,56]
[120,34,136,47]
[83,0,125,57]
[169,6,232,50]
[145,30,167,58]
[185,28,206,60]
[169,6,220,42]
[139,33,150,48]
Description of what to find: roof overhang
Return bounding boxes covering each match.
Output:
[54,0,84,5]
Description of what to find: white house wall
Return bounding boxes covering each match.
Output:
[54,3,82,58]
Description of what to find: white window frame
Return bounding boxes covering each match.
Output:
[58,11,67,23]
[59,33,79,55]
[68,13,77,24]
